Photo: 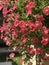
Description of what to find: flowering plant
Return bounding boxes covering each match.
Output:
[0,0,49,65]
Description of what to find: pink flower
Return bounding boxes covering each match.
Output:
[9,53,15,59]
[14,20,20,27]
[12,4,16,10]
[26,9,31,16]
[25,2,35,16]
[43,6,49,15]
[11,30,17,35]
[35,14,44,22]
[27,47,35,55]
[43,55,48,60]
[3,37,11,46]
[36,48,42,54]
[6,41,10,46]
[19,20,26,28]
[25,2,35,10]
[41,26,49,35]
[41,37,48,46]
[20,28,27,34]
[35,21,42,29]
[28,20,36,32]
[10,28,18,40]
[21,36,27,43]
[19,21,27,34]
[2,8,8,17]
[3,37,9,42]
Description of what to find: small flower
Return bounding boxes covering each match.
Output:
[43,55,48,60]
[41,37,48,46]
[36,48,42,54]
[25,2,35,10]
[21,36,27,44]
[27,47,35,55]
[9,53,15,59]
[25,1,35,16]
[42,26,49,35]
[2,8,8,17]
[28,20,36,32]
[26,9,31,16]
[6,41,10,46]
[13,20,20,27]
[35,14,44,22]
[35,21,42,29]
[43,6,49,15]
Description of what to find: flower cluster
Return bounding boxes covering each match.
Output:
[0,0,49,64]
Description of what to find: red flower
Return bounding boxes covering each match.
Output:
[41,37,48,46]
[43,6,49,15]
[36,48,42,54]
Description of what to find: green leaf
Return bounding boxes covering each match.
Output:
[12,57,22,65]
